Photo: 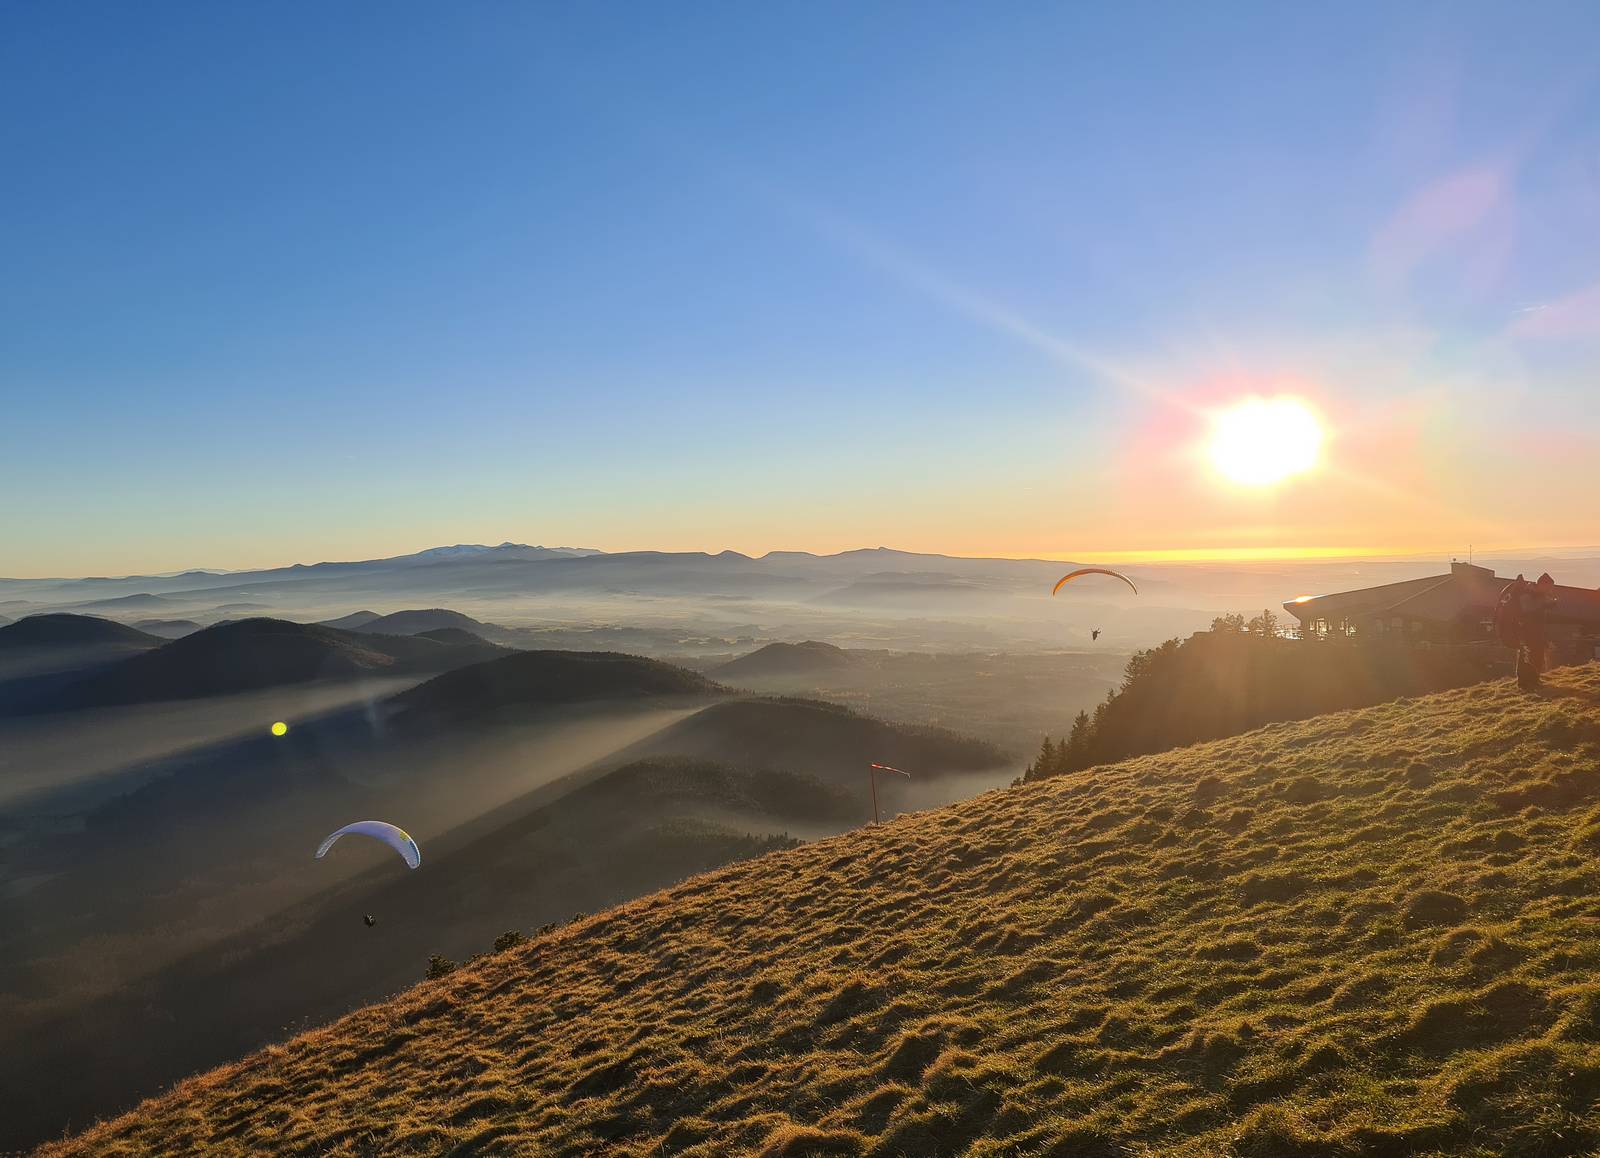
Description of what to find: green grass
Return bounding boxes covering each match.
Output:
[40,665,1600,1156]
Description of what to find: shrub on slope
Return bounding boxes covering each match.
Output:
[40,666,1600,1157]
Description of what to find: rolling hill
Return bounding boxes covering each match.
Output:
[617,696,1008,789]
[388,649,725,724]
[317,610,382,630]
[64,592,176,613]
[0,615,169,714]
[40,664,1600,1157]
[351,608,509,639]
[0,613,162,649]
[31,618,504,710]
[716,640,859,679]
[132,618,203,638]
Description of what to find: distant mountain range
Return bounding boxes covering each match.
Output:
[62,592,177,612]
[0,542,1188,658]
[0,544,1082,606]
[408,542,603,561]
[17,542,1598,657]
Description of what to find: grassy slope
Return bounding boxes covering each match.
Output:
[42,666,1600,1157]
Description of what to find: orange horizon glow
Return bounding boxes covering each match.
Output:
[1030,539,1600,565]
[1041,545,1402,564]
[8,535,1599,580]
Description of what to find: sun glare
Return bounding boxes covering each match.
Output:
[1206,396,1325,487]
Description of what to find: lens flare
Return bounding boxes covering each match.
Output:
[1206,396,1325,487]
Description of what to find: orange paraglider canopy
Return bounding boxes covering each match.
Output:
[1052,568,1138,596]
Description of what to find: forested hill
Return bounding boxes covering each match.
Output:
[1025,614,1506,782]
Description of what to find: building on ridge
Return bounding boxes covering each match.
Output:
[1282,561,1600,665]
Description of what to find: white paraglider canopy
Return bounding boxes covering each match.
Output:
[315,820,421,869]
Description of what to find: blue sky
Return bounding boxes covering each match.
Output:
[3,2,1598,575]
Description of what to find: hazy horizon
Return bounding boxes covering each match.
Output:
[7,536,1600,584]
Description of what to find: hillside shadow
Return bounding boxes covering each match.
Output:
[0,732,844,1152]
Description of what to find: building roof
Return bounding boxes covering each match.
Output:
[1284,561,1600,629]
[1282,572,1460,622]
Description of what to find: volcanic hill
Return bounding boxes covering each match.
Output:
[388,649,725,725]
[0,613,161,649]
[34,618,503,710]
[716,640,859,680]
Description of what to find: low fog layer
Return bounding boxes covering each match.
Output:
[9,543,1592,655]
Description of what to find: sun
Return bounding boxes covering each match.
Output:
[1206,396,1325,487]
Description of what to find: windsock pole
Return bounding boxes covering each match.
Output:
[868,763,910,825]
